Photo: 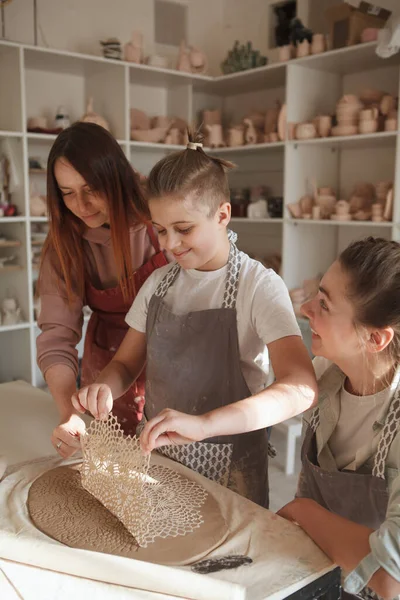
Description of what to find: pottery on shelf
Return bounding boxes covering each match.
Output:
[244,118,257,144]
[130,108,150,131]
[27,117,48,130]
[164,128,182,145]
[296,39,310,58]
[279,44,294,62]
[295,122,317,140]
[384,188,394,221]
[205,124,225,148]
[177,40,192,73]
[299,195,313,214]
[130,127,170,143]
[380,94,396,116]
[30,186,47,217]
[316,194,336,219]
[336,95,363,125]
[124,31,143,64]
[371,203,384,222]
[267,132,279,143]
[247,199,269,219]
[189,46,208,74]
[385,117,398,131]
[332,124,358,137]
[2,297,22,326]
[287,202,302,219]
[54,106,70,130]
[313,115,332,137]
[146,55,169,69]
[359,119,378,134]
[227,126,244,147]
[81,97,110,132]
[311,33,326,54]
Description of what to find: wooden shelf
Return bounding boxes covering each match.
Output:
[0,322,30,333]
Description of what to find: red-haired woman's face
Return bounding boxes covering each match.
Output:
[54,158,109,228]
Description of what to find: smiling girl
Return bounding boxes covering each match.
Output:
[37,122,167,457]
[278,237,400,599]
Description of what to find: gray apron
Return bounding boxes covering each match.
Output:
[144,241,270,507]
[298,364,400,600]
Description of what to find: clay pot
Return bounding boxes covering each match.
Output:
[380,94,396,116]
[130,108,150,130]
[314,115,332,137]
[311,34,326,55]
[164,128,181,145]
[227,126,244,147]
[287,202,302,218]
[268,132,279,143]
[312,206,321,220]
[130,127,170,143]
[124,31,143,63]
[295,122,317,140]
[316,195,336,219]
[206,124,225,148]
[279,44,294,62]
[335,200,350,216]
[81,97,110,132]
[299,195,314,214]
[385,118,398,131]
[28,116,48,129]
[189,47,208,74]
[360,107,379,121]
[297,40,310,58]
[359,119,378,134]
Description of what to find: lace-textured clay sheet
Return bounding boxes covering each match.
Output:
[0,450,333,600]
[27,415,228,565]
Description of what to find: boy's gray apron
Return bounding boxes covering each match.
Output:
[144,242,270,507]
[298,364,400,599]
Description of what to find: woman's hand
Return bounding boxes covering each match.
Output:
[51,414,87,458]
[140,409,209,454]
[71,383,113,420]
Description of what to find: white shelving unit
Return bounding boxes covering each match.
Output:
[0,38,399,387]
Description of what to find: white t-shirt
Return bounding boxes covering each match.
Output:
[313,357,392,470]
[126,252,301,395]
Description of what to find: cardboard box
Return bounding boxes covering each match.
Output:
[325,2,391,49]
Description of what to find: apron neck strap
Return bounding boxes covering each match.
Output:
[373,366,400,478]
[222,242,242,310]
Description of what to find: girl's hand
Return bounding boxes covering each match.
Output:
[140,409,208,455]
[71,383,113,420]
[51,414,86,458]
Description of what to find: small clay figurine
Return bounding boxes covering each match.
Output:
[81,97,110,132]
[177,40,192,72]
[205,124,225,148]
[2,297,22,326]
[189,46,208,74]
[124,31,143,64]
[244,118,257,145]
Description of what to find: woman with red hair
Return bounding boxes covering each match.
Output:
[37,122,167,456]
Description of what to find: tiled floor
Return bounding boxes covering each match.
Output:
[268,427,302,512]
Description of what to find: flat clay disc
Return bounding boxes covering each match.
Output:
[28,465,228,566]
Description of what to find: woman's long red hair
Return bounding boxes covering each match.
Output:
[38,122,149,303]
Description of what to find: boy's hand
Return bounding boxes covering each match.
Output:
[140,409,208,455]
[71,383,113,420]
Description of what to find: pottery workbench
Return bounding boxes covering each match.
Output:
[0,381,339,600]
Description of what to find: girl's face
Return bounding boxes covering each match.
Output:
[301,260,364,363]
[54,158,109,228]
[149,194,230,271]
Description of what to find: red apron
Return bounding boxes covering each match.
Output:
[81,225,167,436]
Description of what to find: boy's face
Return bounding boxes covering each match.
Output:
[149,194,231,271]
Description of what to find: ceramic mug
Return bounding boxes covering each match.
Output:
[359,119,378,134]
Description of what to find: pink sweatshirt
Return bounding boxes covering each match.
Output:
[37,225,155,379]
